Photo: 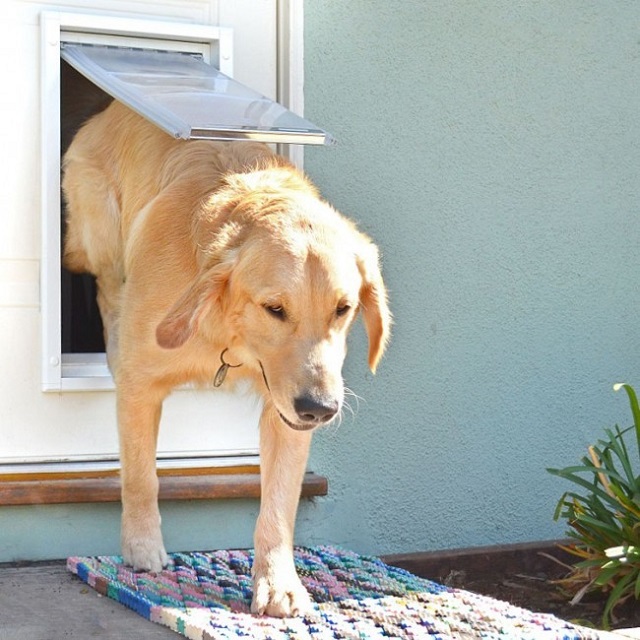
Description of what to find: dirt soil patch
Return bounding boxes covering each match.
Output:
[383,540,640,632]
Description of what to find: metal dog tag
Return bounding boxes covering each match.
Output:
[214,363,230,388]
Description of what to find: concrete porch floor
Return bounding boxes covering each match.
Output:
[0,561,637,639]
[0,562,176,640]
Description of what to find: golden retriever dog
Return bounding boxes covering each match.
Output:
[62,100,391,617]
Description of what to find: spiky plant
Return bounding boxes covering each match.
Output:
[547,383,640,629]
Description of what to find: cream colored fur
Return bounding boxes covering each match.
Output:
[62,100,391,617]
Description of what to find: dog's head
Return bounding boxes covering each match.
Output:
[156,166,391,431]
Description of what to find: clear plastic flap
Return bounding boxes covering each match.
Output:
[61,43,335,145]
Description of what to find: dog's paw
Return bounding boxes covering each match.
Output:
[121,530,169,573]
[251,568,312,617]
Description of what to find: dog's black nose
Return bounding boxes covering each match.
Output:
[294,395,339,424]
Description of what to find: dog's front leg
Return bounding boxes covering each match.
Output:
[251,404,314,617]
[118,389,169,573]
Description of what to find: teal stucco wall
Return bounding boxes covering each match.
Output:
[300,0,640,553]
[2,1,640,561]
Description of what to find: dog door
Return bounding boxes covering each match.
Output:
[42,11,334,394]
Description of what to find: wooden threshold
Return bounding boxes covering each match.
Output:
[0,467,328,506]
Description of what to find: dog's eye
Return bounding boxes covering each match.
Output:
[264,304,286,320]
[336,303,351,318]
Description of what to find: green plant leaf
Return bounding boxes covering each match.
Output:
[573,513,621,538]
[547,469,626,511]
[602,570,636,628]
[614,383,640,459]
[608,426,637,489]
[600,427,639,491]
[574,556,611,569]
[552,492,570,520]
[594,564,623,586]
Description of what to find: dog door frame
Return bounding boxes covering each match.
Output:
[40,11,307,392]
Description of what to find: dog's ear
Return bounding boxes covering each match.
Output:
[356,240,391,373]
[156,260,233,349]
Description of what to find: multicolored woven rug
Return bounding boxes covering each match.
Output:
[67,545,603,639]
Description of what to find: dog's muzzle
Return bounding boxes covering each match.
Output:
[277,400,338,431]
[259,361,339,431]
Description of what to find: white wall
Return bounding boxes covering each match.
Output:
[0,0,279,469]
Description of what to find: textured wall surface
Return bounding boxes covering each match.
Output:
[299,0,640,554]
[2,1,640,562]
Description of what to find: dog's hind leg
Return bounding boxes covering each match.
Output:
[117,386,169,573]
[251,404,313,617]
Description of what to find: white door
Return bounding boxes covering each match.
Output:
[0,0,309,472]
